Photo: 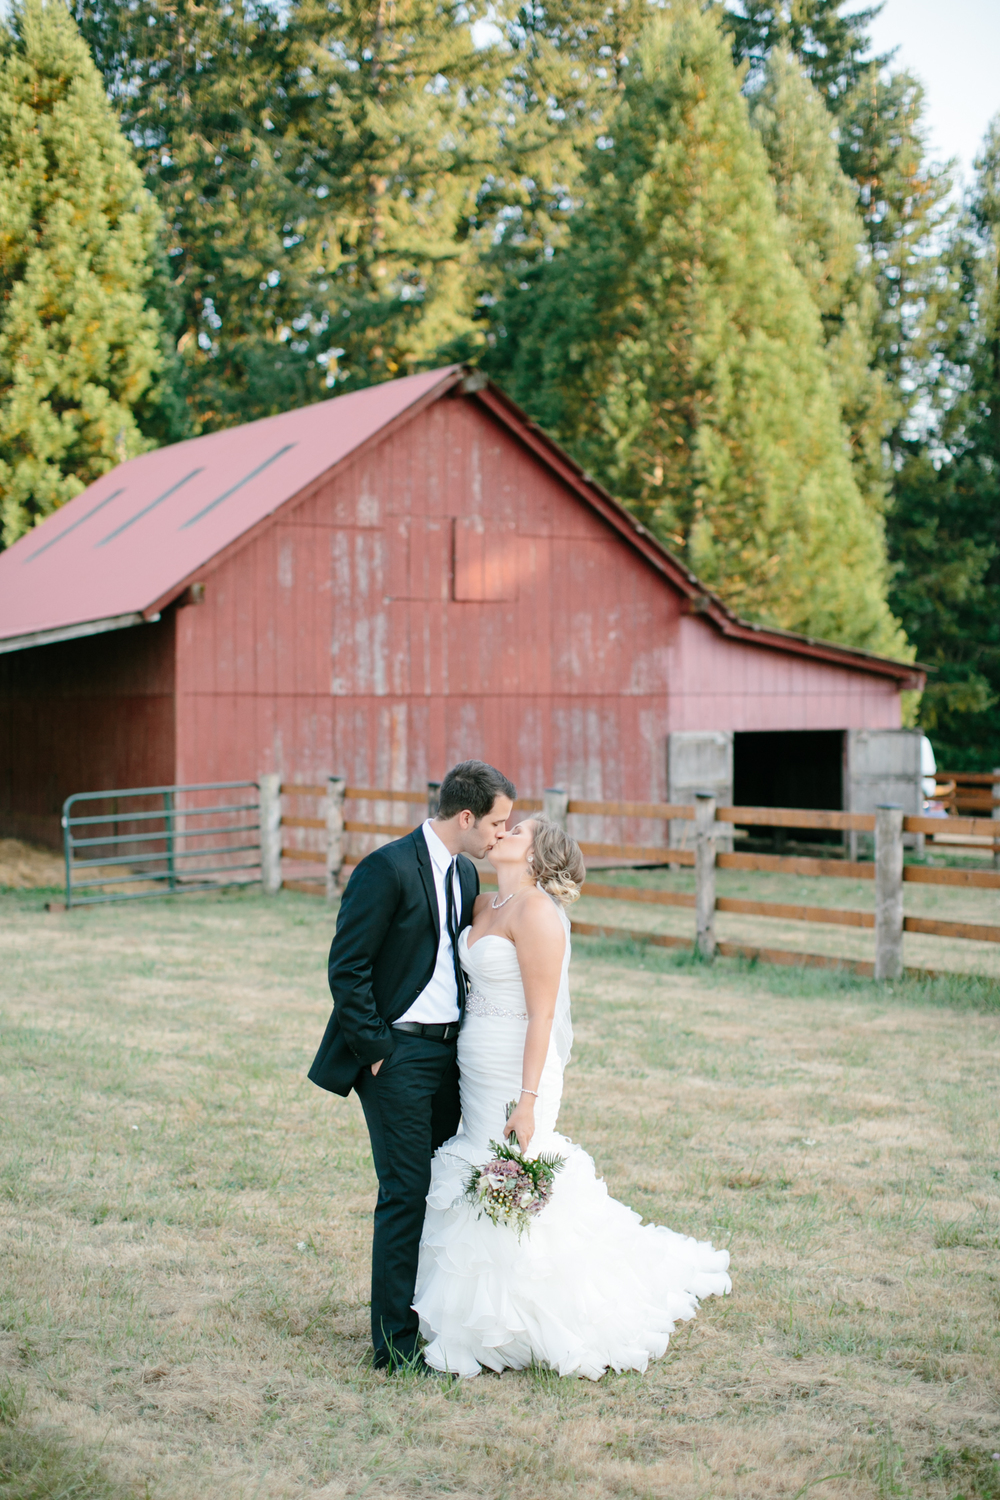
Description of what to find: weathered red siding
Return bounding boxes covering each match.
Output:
[0,615,176,846]
[173,394,899,803]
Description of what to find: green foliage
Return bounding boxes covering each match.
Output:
[886,119,1000,769]
[729,4,998,758]
[75,0,327,428]
[294,0,497,391]
[76,0,501,425]
[730,2,959,453]
[488,5,905,653]
[467,0,652,292]
[2,0,993,753]
[0,0,167,546]
[748,48,892,520]
[724,0,888,110]
[838,66,960,437]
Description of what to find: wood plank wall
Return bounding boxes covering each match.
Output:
[174,396,901,831]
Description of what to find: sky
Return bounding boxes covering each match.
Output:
[866,0,1000,185]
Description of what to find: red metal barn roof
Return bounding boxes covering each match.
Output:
[0,364,922,688]
[0,366,461,648]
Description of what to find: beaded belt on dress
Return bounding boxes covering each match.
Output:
[465,990,527,1020]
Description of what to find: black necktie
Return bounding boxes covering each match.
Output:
[444,859,467,1005]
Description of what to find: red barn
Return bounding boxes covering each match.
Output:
[0,366,923,849]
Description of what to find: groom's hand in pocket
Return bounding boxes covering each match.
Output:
[370,1059,383,1076]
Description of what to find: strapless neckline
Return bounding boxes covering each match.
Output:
[461,928,515,954]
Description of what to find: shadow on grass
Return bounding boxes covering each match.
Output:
[574,933,1000,1014]
[0,1377,135,1500]
[921,1444,1000,1499]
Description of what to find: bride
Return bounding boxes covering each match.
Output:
[413,817,731,1379]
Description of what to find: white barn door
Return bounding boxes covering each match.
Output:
[845,729,923,856]
[668,731,734,853]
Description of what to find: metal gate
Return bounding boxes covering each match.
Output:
[61,782,261,907]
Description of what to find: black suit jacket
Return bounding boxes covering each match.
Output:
[308,828,480,1097]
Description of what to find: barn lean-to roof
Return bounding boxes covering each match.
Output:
[0,365,923,688]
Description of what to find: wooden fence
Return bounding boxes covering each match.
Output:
[257,778,1000,980]
[933,771,1000,855]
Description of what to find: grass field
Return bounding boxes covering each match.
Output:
[1,883,999,1500]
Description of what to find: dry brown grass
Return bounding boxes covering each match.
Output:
[0,838,167,900]
[0,885,998,1500]
[0,839,63,890]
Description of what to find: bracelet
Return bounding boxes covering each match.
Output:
[520,1088,539,1097]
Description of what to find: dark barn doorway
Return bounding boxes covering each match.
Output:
[733,730,844,846]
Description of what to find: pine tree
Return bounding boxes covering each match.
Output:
[293,0,500,389]
[466,0,650,294]
[74,0,326,429]
[837,66,960,441]
[0,0,166,546]
[749,48,892,518]
[726,2,958,457]
[76,0,508,418]
[487,5,905,655]
[724,0,887,110]
[887,119,1000,767]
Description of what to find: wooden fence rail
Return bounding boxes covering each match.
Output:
[257,778,1000,979]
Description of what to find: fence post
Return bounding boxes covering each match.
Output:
[427,781,441,819]
[163,789,177,892]
[992,768,1000,871]
[694,793,716,960]
[542,788,569,830]
[874,804,904,981]
[326,776,346,900]
[62,796,73,910]
[259,774,282,895]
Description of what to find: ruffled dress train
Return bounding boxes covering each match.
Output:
[413,919,731,1380]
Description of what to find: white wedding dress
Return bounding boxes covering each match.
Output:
[413,905,731,1379]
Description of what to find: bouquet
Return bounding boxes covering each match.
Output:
[465,1101,565,1239]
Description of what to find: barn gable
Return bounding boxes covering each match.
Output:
[172,390,684,792]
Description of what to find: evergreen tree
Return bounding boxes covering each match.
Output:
[75,0,325,429]
[0,0,165,546]
[724,0,887,109]
[76,0,502,419]
[726,0,956,452]
[488,5,905,655]
[887,120,1000,767]
[295,0,500,389]
[837,65,960,440]
[465,0,650,298]
[749,48,892,517]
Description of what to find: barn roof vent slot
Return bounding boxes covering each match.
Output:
[96,469,204,546]
[25,488,125,562]
[180,444,297,529]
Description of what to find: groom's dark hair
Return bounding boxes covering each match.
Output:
[438,761,516,820]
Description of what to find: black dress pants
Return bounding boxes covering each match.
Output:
[354,1032,460,1368]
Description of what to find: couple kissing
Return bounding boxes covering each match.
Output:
[309,759,730,1379]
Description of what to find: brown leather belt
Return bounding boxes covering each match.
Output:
[393,1020,460,1042]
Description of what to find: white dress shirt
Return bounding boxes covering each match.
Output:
[395,820,463,1026]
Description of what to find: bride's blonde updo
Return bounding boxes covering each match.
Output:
[527,817,586,906]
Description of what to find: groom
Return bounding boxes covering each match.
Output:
[308,759,516,1370]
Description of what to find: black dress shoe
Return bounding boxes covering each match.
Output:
[373,1348,431,1375]
[390,1355,454,1379]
